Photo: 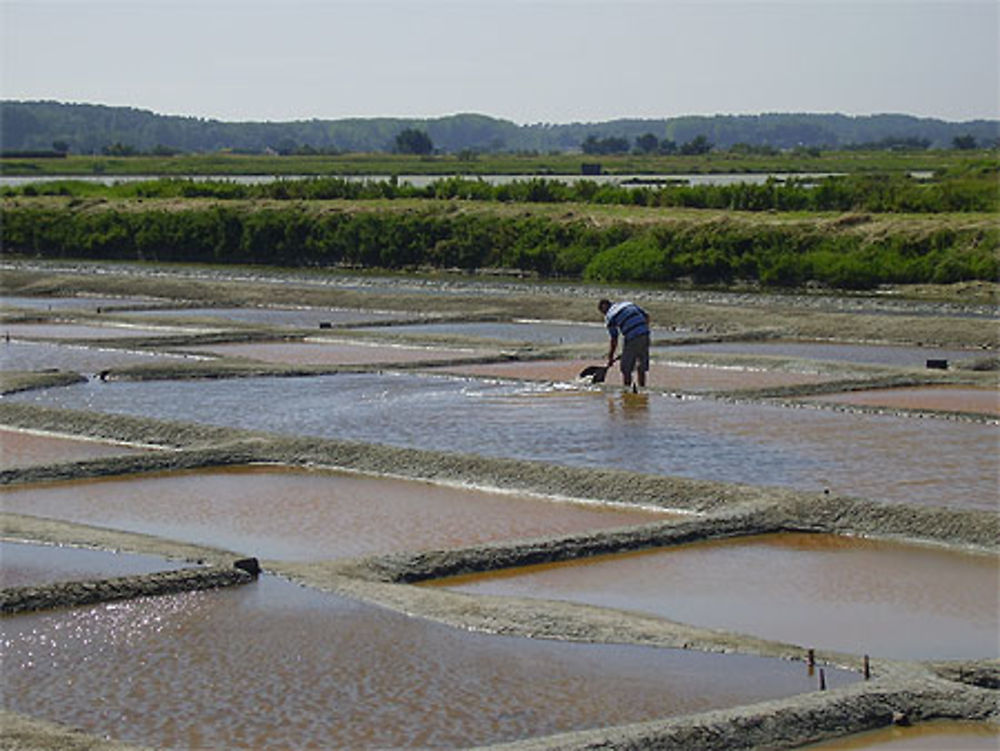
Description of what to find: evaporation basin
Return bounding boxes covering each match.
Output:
[0,466,679,561]
[429,533,1000,660]
[0,574,854,749]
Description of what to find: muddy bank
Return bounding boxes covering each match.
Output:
[471,675,999,751]
[0,711,149,751]
[0,370,86,395]
[1,562,257,615]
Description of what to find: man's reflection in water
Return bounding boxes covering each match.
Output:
[607,391,650,422]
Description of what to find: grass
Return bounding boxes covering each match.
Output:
[1,149,995,178]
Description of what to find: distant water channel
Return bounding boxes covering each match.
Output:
[11,373,995,509]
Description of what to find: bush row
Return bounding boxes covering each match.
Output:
[8,168,999,213]
[2,204,996,289]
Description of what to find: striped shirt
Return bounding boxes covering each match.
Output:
[605,301,649,342]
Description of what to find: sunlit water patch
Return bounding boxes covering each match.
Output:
[0,466,679,561]
[0,575,854,749]
[8,373,996,509]
[0,540,187,588]
[427,533,1000,660]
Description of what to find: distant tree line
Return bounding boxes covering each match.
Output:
[2,101,997,155]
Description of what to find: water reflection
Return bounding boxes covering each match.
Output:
[0,574,854,749]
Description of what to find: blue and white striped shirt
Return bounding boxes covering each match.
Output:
[605,301,649,342]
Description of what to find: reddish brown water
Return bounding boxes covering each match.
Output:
[808,386,1000,416]
[186,339,487,365]
[803,721,1000,749]
[0,466,679,561]
[436,358,835,391]
[0,540,186,587]
[0,575,855,749]
[429,533,1000,660]
[0,428,149,468]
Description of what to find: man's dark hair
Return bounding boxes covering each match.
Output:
[598,298,611,311]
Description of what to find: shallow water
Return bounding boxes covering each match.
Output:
[124,305,405,328]
[428,533,1000,661]
[10,373,996,509]
[808,386,1000,416]
[802,721,1000,750]
[658,340,983,367]
[1,322,213,340]
[0,574,854,749]
[185,338,483,366]
[0,466,679,561]
[0,540,186,588]
[0,428,150,468]
[1,295,164,311]
[436,358,836,391]
[0,340,196,374]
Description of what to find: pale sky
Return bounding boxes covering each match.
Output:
[2,0,997,124]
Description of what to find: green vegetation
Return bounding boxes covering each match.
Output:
[3,197,995,290]
[5,160,997,214]
[1,148,995,178]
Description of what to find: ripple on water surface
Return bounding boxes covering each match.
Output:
[428,533,1000,661]
[10,373,996,509]
[0,575,853,749]
[0,466,679,561]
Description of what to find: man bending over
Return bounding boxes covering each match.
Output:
[598,298,651,392]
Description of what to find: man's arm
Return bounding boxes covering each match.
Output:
[607,335,619,366]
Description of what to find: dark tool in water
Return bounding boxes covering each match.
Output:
[579,356,619,383]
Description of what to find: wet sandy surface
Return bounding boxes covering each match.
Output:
[0,340,197,374]
[802,721,1000,749]
[184,339,486,365]
[436,358,837,391]
[0,428,150,468]
[807,385,1000,416]
[0,540,186,588]
[1,322,213,339]
[657,340,984,367]
[0,466,680,561]
[12,373,994,509]
[0,574,853,750]
[428,533,1000,660]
